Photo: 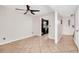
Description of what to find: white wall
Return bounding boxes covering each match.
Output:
[40,12,55,39]
[57,13,62,42]
[0,6,55,45]
[32,12,55,39]
[32,16,41,36]
[55,11,62,44]
[55,12,74,44]
[62,16,74,35]
[0,6,34,45]
[74,7,79,49]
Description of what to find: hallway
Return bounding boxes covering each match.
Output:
[0,35,78,53]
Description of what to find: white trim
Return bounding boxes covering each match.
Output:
[57,34,62,43]
[48,36,54,40]
[0,34,35,45]
[55,11,58,44]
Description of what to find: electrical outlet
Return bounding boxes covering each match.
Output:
[32,32,34,34]
[3,37,6,40]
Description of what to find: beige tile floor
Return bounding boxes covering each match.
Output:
[0,35,78,53]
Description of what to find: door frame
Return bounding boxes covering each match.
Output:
[41,18,49,36]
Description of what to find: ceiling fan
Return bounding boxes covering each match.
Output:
[15,5,40,15]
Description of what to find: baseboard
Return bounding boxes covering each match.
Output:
[73,39,79,51]
[57,35,62,43]
[78,48,79,51]
[0,34,35,45]
[48,36,54,40]
[62,34,73,36]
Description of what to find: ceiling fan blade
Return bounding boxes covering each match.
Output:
[24,11,28,15]
[16,8,25,11]
[31,10,40,12]
[26,5,30,10]
[30,11,35,15]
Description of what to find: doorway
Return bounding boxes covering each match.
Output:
[41,18,49,36]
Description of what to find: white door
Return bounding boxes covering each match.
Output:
[74,7,79,48]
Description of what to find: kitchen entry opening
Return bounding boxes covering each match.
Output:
[41,18,49,36]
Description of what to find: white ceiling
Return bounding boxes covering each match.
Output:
[5,5,53,16]
[50,5,77,17]
[4,5,77,17]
